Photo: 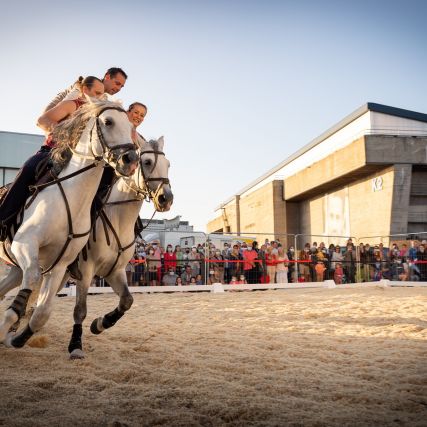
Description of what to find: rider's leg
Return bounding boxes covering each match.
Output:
[0,147,51,240]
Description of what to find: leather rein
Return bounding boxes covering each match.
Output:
[3,106,136,275]
[95,146,170,278]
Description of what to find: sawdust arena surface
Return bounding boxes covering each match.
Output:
[0,287,426,427]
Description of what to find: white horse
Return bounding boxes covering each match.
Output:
[68,136,173,359]
[0,100,139,348]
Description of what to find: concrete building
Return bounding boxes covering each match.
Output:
[0,131,43,186]
[207,103,427,246]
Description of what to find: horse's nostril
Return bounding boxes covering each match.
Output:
[158,194,166,203]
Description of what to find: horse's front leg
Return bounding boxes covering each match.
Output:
[90,269,133,335]
[0,265,22,300]
[5,266,65,348]
[0,241,41,344]
[68,265,94,360]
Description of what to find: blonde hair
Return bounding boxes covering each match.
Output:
[51,99,123,168]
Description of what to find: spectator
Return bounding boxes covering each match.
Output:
[133,253,145,286]
[146,246,159,286]
[299,243,311,282]
[164,244,177,273]
[196,274,204,285]
[276,247,289,283]
[416,244,427,281]
[343,245,356,283]
[315,261,326,282]
[181,265,193,285]
[188,246,201,277]
[258,244,268,283]
[334,263,344,284]
[243,243,258,283]
[266,245,277,284]
[222,243,231,283]
[211,249,225,283]
[364,243,375,282]
[330,246,343,281]
[162,267,179,286]
[125,260,134,286]
[230,276,238,285]
[174,245,184,276]
[228,244,243,283]
[251,241,262,283]
[287,245,296,283]
[237,274,247,284]
[176,277,183,286]
[190,277,197,284]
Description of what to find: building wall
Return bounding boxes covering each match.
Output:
[295,166,396,246]
[0,131,43,186]
[207,180,287,242]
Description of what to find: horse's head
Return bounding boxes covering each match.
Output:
[135,136,173,212]
[92,104,139,177]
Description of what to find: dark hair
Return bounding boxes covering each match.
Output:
[80,75,103,90]
[128,102,147,112]
[104,67,128,80]
[74,75,102,92]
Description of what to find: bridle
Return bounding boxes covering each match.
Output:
[123,145,170,203]
[69,106,137,171]
[3,106,139,274]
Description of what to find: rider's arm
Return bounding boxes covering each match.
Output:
[37,100,78,133]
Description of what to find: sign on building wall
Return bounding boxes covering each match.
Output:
[372,176,383,192]
[323,188,350,242]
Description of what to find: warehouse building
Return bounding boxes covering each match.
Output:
[207,103,427,246]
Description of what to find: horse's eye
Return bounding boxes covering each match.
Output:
[144,159,152,166]
[104,118,113,126]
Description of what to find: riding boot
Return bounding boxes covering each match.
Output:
[0,223,7,242]
[67,257,83,281]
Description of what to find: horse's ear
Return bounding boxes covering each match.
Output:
[157,136,164,151]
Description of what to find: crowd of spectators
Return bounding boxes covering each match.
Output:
[123,238,427,286]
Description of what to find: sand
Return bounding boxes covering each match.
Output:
[0,287,426,427]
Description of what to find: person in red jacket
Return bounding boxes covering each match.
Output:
[163,244,177,273]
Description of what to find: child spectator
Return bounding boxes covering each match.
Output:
[334,263,344,284]
[315,260,326,282]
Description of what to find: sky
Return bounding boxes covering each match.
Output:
[1,0,426,231]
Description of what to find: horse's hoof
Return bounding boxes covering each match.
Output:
[69,349,85,360]
[90,317,104,335]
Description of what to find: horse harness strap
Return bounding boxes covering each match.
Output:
[25,161,102,211]
[2,241,19,268]
[40,170,92,275]
[99,210,136,278]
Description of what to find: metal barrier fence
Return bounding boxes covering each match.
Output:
[121,230,427,287]
[26,229,423,288]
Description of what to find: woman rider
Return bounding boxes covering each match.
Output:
[0,76,104,241]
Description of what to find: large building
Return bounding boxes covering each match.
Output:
[0,131,43,186]
[207,103,427,246]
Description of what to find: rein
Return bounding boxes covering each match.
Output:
[91,145,171,278]
[24,106,134,275]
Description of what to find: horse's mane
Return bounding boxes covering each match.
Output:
[50,99,123,169]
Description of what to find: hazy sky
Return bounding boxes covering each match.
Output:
[1,0,426,230]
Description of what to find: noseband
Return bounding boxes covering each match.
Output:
[127,148,170,202]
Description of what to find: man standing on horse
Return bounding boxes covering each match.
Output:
[43,67,128,111]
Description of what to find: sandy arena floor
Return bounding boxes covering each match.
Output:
[0,287,426,427]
